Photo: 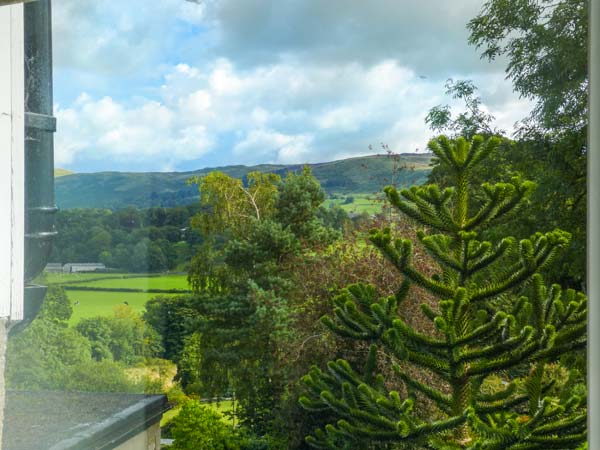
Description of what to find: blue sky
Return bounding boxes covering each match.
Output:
[52,0,532,173]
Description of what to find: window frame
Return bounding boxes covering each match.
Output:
[0,2,25,321]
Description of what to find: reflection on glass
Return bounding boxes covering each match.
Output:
[2,0,588,449]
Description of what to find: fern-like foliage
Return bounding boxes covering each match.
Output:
[300,136,587,449]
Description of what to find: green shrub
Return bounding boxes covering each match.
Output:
[65,359,142,393]
[170,400,238,450]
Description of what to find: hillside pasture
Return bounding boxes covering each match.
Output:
[46,273,190,324]
[71,274,189,291]
[41,272,129,285]
[67,290,180,324]
[327,193,383,214]
[55,154,432,209]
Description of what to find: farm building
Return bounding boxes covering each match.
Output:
[62,263,106,273]
[43,263,63,273]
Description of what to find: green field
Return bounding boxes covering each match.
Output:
[71,274,189,291]
[41,272,130,285]
[67,290,178,324]
[40,273,189,324]
[327,193,384,214]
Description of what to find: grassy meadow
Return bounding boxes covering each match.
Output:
[41,272,129,285]
[66,290,168,324]
[326,192,383,214]
[39,272,190,324]
[68,274,189,290]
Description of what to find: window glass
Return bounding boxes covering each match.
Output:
[2,1,589,449]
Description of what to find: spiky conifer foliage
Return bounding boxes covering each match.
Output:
[300,135,587,449]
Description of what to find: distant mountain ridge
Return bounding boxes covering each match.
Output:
[55,154,432,209]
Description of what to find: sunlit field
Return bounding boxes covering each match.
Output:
[326,193,383,214]
[66,290,181,324]
[67,274,190,291]
[41,272,128,285]
[40,272,190,323]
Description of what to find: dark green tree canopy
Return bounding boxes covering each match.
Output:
[425,79,501,139]
[468,0,588,134]
[301,136,587,449]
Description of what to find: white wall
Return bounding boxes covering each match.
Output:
[0,3,24,320]
[112,423,161,450]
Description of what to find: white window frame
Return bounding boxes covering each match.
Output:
[0,2,25,320]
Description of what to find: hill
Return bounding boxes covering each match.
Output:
[55,154,432,209]
[54,168,74,177]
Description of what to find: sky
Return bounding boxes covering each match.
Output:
[51,0,532,173]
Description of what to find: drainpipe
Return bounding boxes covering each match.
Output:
[14,0,57,332]
[1,1,55,445]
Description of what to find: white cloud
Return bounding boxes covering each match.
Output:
[55,57,529,171]
[52,0,207,74]
[51,0,532,172]
[233,129,314,164]
[55,94,212,169]
[317,107,364,132]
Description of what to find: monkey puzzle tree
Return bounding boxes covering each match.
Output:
[300,135,587,449]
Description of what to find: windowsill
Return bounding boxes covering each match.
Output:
[3,391,169,450]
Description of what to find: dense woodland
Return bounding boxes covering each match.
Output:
[48,205,204,272]
[7,0,590,448]
[47,201,350,273]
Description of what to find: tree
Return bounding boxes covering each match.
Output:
[76,316,114,361]
[6,287,146,393]
[178,167,342,440]
[465,0,587,288]
[179,286,287,433]
[147,242,168,272]
[117,206,142,231]
[426,80,586,288]
[170,401,238,450]
[63,359,142,393]
[146,207,167,227]
[188,171,281,238]
[425,79,500,139]
[176,331,204,393]
[37,286,73,325]
[113,243,133,270]
[276,166,336,245]
[468,0,587,134]
[144,295,199,361]
[223,219,300,291]
[425,81,515,209]
[318,205,351,232]
[6,318,92,391]
[300,136,587,449]
[99,250,113,268]
[89,226,112,257]
[77,305,162,364]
